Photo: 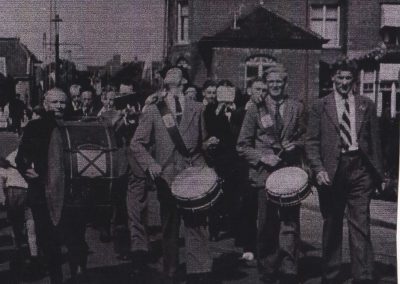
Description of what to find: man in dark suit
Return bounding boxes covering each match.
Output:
[237,65,305,284]
[72,87,100,117]
[131,67,213,284]
[65,84,82,117]
[16,88,91,283]
[305,59,383,284]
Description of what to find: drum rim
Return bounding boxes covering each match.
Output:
[266,186,312,206]
[176,185,223,211]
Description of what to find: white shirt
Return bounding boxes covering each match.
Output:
[0,151,28,189]
[166,92,185,119]
[0,103,10,129]
[334,91,358,151]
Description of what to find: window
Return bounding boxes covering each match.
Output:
[177,1,189,44]
[310,4,340,48]
[244,56,277,88]
[0,57,6,76]
[382,30,400,46]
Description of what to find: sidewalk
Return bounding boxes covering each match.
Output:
[302,188,397,229]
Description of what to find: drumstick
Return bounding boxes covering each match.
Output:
[277,128,305,157]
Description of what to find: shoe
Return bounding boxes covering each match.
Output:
[241,252,255,261]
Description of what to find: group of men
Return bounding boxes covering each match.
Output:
[11,57,383,284]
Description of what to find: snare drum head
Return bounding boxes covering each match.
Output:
[265,167,308,196]
[171,166,218,200]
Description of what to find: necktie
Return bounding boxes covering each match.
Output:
[275,102,283,135]
[339,97,352,150]
[174,96,182,125]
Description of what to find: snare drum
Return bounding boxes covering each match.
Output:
[265,167,310,206]
[171,166,222,212]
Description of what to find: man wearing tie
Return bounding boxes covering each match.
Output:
[237,65,305,284]
[305,59,383,284]
[131,67,213,284]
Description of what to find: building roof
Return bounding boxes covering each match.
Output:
[198,6,327,50]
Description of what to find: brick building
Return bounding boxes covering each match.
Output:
[165,0,400,114]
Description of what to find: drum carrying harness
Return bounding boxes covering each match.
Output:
[156,99,190,157]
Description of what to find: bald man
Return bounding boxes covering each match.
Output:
[16,88,90,284]
[16,88,67,284]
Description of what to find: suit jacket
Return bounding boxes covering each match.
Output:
[237,98,305,188]
[305,93,383,182]
[130,96,206,185]
[71,105,100,118]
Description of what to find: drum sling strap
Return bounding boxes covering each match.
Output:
[156,100,190,157]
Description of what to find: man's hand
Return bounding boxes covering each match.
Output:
[205,136,220,150]
[316,171,331,186]
[250,93,263,105]
[260,154,281,167]
[148,163,162,180]
[24,168,39,179]
[281,141,296,152]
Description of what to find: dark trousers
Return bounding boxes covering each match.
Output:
[29,184,89,283]
[126,168,148,252]
[29,200,63,284]
[156,178,212,276]
[257,188,300,276]
[61,204,89,274]
[318,152,375,281]
[236,187,258,253]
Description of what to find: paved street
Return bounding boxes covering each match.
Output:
[0,189,396,284]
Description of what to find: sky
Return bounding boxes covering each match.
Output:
[0,0,165,67]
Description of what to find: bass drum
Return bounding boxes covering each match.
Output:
[46,120,120,226]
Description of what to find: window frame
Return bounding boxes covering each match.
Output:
[177,1,190,45]
[244,56,277,89]
[310,4,341,48]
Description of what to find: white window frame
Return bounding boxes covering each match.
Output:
[244,56,277,89]
[177,1,189,45]
[310,4,340,48]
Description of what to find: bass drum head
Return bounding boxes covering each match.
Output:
[46,127,65,226]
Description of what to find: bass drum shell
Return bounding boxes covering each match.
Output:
[46,120,120,226]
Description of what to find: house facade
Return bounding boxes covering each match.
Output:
[165,0,400,115]
[0,38,41,106]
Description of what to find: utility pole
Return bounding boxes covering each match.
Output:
[52,13,62,87]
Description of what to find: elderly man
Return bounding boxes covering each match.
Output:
[16,88,67,283]
[237,65,305,284]
[131,66,213,284]
[16,88,90,283]
[305,60,383,284]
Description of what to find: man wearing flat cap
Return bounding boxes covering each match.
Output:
[305,59,383,284]
[237,65,305,284]
[131,66,213,284]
